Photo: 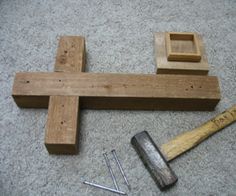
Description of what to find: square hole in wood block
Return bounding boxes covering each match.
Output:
[155,32,209,75]
[165,32,201,62]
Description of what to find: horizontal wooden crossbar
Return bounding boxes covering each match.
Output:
[12,72,220,110]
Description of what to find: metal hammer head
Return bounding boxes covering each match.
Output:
[131,131,178,190]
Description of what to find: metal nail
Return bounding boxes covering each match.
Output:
[111,149,131,190]
[103,152,119,190]
[83,180,126,195]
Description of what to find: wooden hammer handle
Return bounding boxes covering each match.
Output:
[161,105,236,162]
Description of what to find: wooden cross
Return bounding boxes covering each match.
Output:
[12,36,221,154]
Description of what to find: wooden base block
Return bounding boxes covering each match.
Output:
[155,32,209,75]
[165,32,201,62]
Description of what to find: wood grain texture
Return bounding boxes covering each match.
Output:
[12,72,221,110]
[161,105,236,162]
[155,32,209,75]
[45,96,79,154]
[45,36,85,154]
[54,36,86,72]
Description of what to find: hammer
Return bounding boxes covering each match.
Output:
[131,105,236,190]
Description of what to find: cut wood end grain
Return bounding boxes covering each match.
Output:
[45,143,78,154]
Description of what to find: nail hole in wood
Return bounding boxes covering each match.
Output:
[59,79,61,82]
[190,85,193,89]
[26,81,30,83]
[61,121,63,125]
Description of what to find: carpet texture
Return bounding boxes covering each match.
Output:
[0,0,236,195]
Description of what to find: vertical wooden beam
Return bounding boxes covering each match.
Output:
[54,36,86,72]
[45,36,85,154]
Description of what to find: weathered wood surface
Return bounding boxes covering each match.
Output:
[45,36,85,154]
[54,36,86,72]
[12,72,221,110]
